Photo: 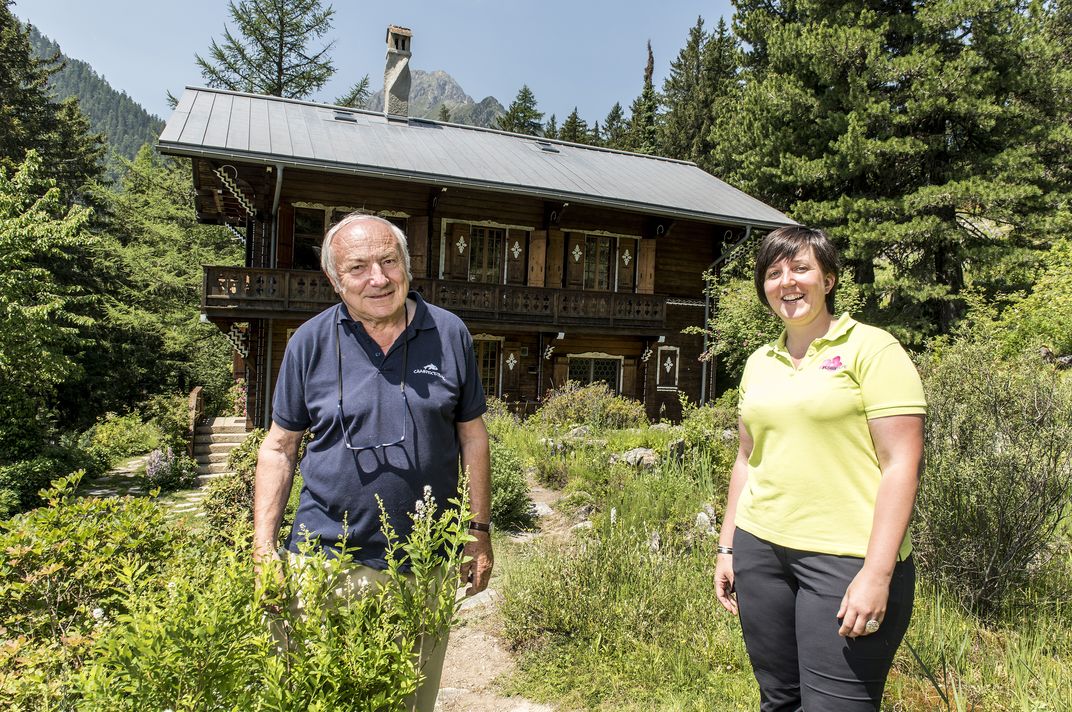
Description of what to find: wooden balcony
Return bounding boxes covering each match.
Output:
[202,266,667,330]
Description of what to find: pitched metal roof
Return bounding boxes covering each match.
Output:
[158,87,794,229]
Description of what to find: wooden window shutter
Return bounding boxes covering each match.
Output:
[547,229,565,288]
[565,232,585,289]
[622,358,638,398]
[445,222,470,280]
[617,237,637,292]
[637,239,656,294]
[528,230,547,287]
[503,340,522,391]
[277,203,295,268]
[407,216,429,278]
[506,229,527,285]
[552,358,568,389]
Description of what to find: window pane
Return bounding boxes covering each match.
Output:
[568,359,590,384]
[476,341,500,396]
[591,359,618,389]
[294,208,324,270]
[469,227,505,283]
[583,236,612,290]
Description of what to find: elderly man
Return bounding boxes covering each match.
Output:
[253,213,493,710]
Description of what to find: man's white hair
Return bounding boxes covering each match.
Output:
[321,213,412,286]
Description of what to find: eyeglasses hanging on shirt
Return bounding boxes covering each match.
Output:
[335,303,409,452]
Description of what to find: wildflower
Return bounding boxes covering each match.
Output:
[91,608,105,621]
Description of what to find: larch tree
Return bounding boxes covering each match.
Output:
[544,113,558,139]
[711,0,1069,341]
[496,85,544,135]
[195,0,337,99]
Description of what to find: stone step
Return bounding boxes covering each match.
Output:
[194,432,248,445]
[194,442,244,455]
[194,451,232,465]
[197,462,233,475]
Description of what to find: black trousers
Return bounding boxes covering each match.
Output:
[733,529,915,712]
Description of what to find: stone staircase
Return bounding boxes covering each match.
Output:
[193,416,249,484]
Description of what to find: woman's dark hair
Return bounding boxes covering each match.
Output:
[754,226,840,314]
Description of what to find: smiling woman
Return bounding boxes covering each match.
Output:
[715,226,927,712]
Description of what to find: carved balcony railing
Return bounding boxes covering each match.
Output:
[202,266,666,329]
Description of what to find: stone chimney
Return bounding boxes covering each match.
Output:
[384,25,412,118]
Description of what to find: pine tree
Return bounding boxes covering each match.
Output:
[195,0,337,99]
[544,113,558,139]
[589,120,602,146]
[496,85,544,135]
[0,5,103,199]
[712,0,1069,340]
[602,102,628,149]
[657,16,738,166]
[625,42,659,154]
[559,107,589,143]
[438,104,451,122]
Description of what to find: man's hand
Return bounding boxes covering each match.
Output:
[460,530,493,596]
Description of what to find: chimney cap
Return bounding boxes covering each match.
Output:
[386,25,413,40]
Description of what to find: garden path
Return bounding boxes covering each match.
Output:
[435,478,570,712]
[79,455,208,519]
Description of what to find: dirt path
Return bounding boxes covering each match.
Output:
[435,479,568,712]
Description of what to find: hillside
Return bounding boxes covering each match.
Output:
[27,25,163,165]
[367,69,505,127]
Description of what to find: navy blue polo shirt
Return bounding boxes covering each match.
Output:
[271,291,486,568]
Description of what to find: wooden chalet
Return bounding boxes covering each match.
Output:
[157,32,793,426]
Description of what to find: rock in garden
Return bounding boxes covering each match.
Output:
[667,438,686,462]
[650,422,672,431]
[695,506,717,536]
[566,425,591,438]
[610,447,658,468]
[572,520,594,531]
[532,502,554,517]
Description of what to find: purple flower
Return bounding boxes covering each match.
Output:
[821,356,844,372]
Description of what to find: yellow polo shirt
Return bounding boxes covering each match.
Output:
[736,314,926,559]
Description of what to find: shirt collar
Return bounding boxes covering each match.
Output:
[336,290,435,334]
[768,312,856,357]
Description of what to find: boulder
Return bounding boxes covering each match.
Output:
[610,447,658,468]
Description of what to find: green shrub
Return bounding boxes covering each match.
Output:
[490,441,534,531]
[0,456,65,516]
[79,411,160,469]
[142,392,191,451]
[915,336,1072,619]
[484,395,520,441]
[531,381,648,431]
[0,473,180,708]
[144,446,199,491]
[202,429,303,544]
[73,483,474,711]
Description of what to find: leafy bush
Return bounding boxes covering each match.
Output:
[73,484,474,711]
[144,446,198,491]
[142,392,191,451]
[484,395,520,441]
[490,441,534,531]
[0,473,180,708]
[223,378,248,419]
[0,456,65,517]
[915,336,1072,619]
[531,381,647,431]
[79,411,160,470]
[201,429,265,535]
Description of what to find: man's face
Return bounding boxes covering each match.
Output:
[329,221,409,326]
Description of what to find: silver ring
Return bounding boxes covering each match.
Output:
[864,619,881,634]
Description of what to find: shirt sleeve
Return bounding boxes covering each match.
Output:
[455,329,487,423]
[857,339,927,418]
[271,338,313,432]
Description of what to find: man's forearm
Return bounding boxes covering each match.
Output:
[253,428,300,560]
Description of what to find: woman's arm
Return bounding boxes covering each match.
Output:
[715,417,754,615]
[837,414,924,637]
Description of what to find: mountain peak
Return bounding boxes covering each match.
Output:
[367,69,504,128]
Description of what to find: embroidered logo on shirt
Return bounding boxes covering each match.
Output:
[820,356,844,372]
[413,363,447,381]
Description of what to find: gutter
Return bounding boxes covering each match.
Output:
[269,164,284,266]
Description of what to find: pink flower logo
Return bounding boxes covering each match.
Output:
[821,356,844,372]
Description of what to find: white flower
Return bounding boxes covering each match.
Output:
[91,607,105,621]
[423,485,432,498]
[610,507,617,525]
[415,499,425,513]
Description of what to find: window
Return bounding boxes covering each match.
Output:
[474,339,501,396]
[469,227,505,283]
[568,357,620,392]
[583,236,613,290]
[293,208,325,270]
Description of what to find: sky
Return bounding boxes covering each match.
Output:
[14,0,736,124]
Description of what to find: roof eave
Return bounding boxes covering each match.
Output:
[157,141,796,230]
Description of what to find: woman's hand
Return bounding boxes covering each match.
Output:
[715,553,738,615]
[837,567,890,637]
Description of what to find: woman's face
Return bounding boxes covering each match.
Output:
[762,246,835,327]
